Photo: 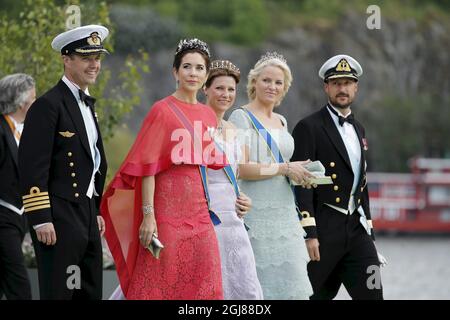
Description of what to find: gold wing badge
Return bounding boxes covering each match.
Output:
[59,131,75,138]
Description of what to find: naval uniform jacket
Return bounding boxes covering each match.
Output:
[0,115,22,211]
[291,105,374,240]
[18,80,107,226]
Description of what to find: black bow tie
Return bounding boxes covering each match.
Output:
[327,104,354,126]
[78,89,96,109]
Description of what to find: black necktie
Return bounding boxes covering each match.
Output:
[78,89,96,111]
[327,104,354,126]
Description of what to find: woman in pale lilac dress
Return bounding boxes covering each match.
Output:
[204,60,263,300]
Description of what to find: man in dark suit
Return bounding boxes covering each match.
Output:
[0,73,35,300]
[18,25,109,300]
[291,55,384,300]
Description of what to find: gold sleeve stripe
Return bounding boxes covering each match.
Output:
[23,196,50,204]
[24,204,51,213]
[24,200,51,209]
[301,217,316,227]
[23,192,49,200]
[367,220,373,228]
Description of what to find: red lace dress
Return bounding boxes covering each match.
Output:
[101,96,226,299]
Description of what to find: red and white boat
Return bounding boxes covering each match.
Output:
[369,158,450,233]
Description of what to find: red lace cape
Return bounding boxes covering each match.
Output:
[100,96,226,296]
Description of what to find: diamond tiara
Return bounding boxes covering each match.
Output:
[210,60,240,74]
[175,38,210,57]
[256,51,287,66]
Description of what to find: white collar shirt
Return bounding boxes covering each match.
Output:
[325,103,371,235]
[62,75,101,198]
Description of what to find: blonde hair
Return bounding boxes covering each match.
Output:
[246,58,292,107]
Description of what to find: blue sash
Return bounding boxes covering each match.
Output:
[242,108,303,220]
[166,100,221,226]
[213,140,240,197]
[199,166,221,225]
[214,140,251,231]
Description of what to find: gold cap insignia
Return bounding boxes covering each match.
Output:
[336,59,351,72]
[87,32,101,46]
[59,131,75,138]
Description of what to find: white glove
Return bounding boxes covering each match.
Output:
[377,252,388,267]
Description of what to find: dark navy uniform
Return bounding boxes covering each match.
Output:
[18,25,108,300]
[0,115,32,300]
[292,54,383,300]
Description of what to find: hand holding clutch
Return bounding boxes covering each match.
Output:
[291,160,333,186]
[147,233,164,259]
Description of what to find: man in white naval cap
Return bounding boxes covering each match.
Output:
[18,25,109,299]
[291,54,384,299]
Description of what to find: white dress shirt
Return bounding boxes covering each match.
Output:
[326,103,371,235]
[62,76,101,198]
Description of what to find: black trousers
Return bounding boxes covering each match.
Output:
[308,205,383,300]
[30,195,102,300]
[0,207,32,300]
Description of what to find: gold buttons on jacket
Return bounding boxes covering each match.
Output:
[71,173,76,177]
[73,183,77,188]
[332,174,337,179]
[336,197,341,203]
[68,152,73,157]
[74,193,79,198]
[333,185,339,191]
[69,162,74,167]
[330,162,335,168]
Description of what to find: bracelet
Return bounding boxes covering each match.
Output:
[142,204,154,216]
[285,162,291,177]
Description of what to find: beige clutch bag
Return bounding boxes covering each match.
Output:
[291,160,333,185]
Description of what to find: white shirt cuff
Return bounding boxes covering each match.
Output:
[33,222,51,230]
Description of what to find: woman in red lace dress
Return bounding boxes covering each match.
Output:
[101,39,226,299]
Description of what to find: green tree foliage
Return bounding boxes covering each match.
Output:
[0,0,149,140]
[362,95,450,172]
[150,0,269,45]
